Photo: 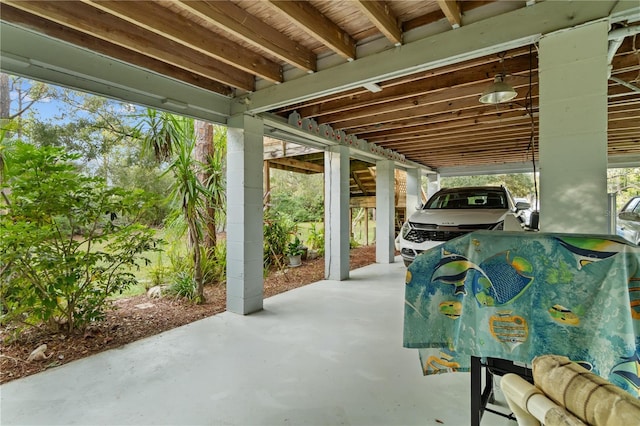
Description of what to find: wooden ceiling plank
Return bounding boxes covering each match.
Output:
[0,4,233,95]
[5,0,255,91]
[318,78,537,125]
[298,55,537,119]
[351,171,370,196]
[363,111,533,140]
[403,1,491,32]
[174,0,316,73]
[348,103,537,135]
[379,124,536,146]
[437,0,462,28]
[278,46,534,114]
[269,157,324,173]
[268,0,357,60]
[353,0,402,45]
[329,87,538,131]
[84,0,282,83]
[384,130,536,150]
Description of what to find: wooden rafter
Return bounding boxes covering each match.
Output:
[353,0,402,45]
[437,0,462,28]
[351,171,370,196]
[268,157,324,173]
[0,4,233,95]
[173,0,316,73]
[268,0,357,60]
[5,0,255,90]
[297,54,536,119]
[83,0,282,83]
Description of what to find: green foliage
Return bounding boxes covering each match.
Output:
[166,271,197,300]
[136,110,211,303]
[286,236,304,256]
[441,173,535,199]
[263,210,296,269]
[204,240,227,284]
[306,223,325,256]
[269,170,324,222]
[609,168,640,209]
[0,143,161,334]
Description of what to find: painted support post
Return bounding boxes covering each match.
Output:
[324,145,350,280]
[539,21,609,233]
[376,160,395,263]
[226,114,264,314]
[405,167,421,224]
[426,173,440,200]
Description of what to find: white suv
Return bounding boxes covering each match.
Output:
[397,186,530,266]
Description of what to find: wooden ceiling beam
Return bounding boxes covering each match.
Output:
[328,84,539,130]
[351,171,370,196]
[380,124,536,147]
[173,0,316,73]
[277,46,534,114]
[296,51,537,118]
[268,0,357,60]
[5,0,255,91]
[362,111,533,140]
[0,4,233,96]
[386,130,536,151]
[83,0,281,83]
[437,0,462,28]
[268,157,324,173]
[403,1,491,32]
[413,145,534,159]
[353,0,402,45]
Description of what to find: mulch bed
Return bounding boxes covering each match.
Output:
[0,245,377,384]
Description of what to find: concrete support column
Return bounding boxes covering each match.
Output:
[539,21,609,233]
[226,114,264,314]
[324,145,350,280]
[405,167,421,220]
[426,173,440,199]
[376,160,395,264]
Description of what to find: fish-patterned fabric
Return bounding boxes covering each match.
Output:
[403,231,640,397]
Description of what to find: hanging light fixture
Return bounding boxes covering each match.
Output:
[479,74,517,104]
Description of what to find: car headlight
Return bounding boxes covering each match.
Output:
[401,222,413,238]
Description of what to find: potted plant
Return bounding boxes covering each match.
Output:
[286,236,304,267]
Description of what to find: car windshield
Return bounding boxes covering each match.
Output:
[424,190,507,209]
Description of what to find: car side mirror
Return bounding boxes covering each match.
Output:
[415,204,423,210]
[619,211,639,221]
[515,201,531,210]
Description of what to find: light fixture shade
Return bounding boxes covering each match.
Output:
[479,75,517,104]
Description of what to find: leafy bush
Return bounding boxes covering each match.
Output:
[286,236,304,256]
[263,210,296,269]
[166,271,197,300]
[307,223,325,256]
[0,143,162,334]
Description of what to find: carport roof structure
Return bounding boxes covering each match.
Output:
[2,0,639,176]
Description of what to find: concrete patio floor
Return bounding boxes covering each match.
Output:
[0,258,515,426]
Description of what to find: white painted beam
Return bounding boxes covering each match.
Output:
[0,22,231,123]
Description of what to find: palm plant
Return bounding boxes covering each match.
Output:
[136,110,210,303]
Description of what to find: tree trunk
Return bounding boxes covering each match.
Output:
[188,216,205,303]
[0,73,10,120]
[194,120,216,252]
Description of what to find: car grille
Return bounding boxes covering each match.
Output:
[405,222,497,243]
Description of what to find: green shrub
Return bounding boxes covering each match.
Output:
[263,210,295,269]
[204,239,226,284]
[166,271,197,300]
[0,143,162,334]
[307,223,325,256]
